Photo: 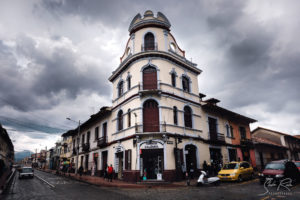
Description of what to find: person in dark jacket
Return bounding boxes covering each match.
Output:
[79,166,83,177]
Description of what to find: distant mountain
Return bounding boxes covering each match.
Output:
[15,150,33,162]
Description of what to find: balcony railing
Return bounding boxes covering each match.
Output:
[209,132,225,143]
[135,122,167,133]
[97,136,108,148]
[82,143,90,152]
[141,42,158,51]
[138,82,161,96]
[240,138,254,147]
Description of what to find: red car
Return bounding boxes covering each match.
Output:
[259,160,300,184]
[294,161,300,171]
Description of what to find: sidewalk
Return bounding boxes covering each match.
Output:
[39,169,188,189]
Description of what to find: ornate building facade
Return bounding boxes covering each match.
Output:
[68,10,257,182]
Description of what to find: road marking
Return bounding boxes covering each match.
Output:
[35,175,55,188]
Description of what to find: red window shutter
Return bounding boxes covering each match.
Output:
[143,67,157,90]
[143,100,159,132]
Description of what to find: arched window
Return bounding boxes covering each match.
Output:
[117,110,123,131]
[118,81,124,97]
[144,32,155,51]
[143,66,157,90]
[184,106,192,128]
[171,73,176,87]
[173,106,178,125]
[128,109,131,127]
[182,76,190,92]
[143,99,159,132]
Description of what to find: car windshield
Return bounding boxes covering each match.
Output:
[223,163,239,169]
[294,162,300,167]
[265,163,285,170]
[22,168,33,173]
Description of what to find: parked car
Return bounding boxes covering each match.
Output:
[258,160,300,184]
[19,167,34,179]
[293,161,300,171]
[218,161,254,182]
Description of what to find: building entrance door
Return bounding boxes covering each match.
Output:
[141,149,163,180]
[116,152,123,179]
[185,145,197,177]
[209,147,223,175]
[228,148,237,162]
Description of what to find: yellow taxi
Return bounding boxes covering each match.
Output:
[218,161,254,182]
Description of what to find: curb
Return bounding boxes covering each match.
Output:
[36,169,186,189]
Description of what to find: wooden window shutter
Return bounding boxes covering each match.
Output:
[125,150,131,170]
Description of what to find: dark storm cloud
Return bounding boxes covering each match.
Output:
[0,35,111,112]
[39,0,136,28]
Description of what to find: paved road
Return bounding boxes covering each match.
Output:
[2,170,300,200]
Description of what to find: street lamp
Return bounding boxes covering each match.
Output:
[66,117,80,175]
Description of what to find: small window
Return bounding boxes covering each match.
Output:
[184,106,192,128]
[118,81,124,97]
[81,134,85,145]
[95,127,99,140]
[117,110,123,131]
[226,124,230,137]
[128,109,131,127]
[182,76,190,92]
[87,131,90,144]
[230,126,234,138]
[239,126,246,140]
[144,32,155,51]
[171,73,176,87]
[170,43,176,52]
[173,106,178,125]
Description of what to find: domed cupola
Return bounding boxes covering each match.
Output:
[128,10,171,34]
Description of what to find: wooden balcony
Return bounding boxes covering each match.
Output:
[208,132,225,144]
[97,136,108,148]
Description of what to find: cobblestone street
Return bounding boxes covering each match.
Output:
[2,170,300,200]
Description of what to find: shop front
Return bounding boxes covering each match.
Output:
[139,140,164,181]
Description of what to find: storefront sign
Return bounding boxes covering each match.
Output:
[167,141,173,144]
[140,141,163,149]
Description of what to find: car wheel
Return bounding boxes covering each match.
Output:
[238,175,243,182]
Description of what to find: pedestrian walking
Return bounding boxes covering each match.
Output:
[186,172,190,186]
[107,164,113,182]
[103,164,108,180]
[79,166,83,177]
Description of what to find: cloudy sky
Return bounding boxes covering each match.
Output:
[0,0,299,152]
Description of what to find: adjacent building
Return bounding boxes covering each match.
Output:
[251,127,300,170]
[0,124,14,190]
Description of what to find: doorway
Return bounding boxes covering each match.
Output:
[141,149,163,180]
[116,152,123,179]
[185,145,197,175]
[228,148,237,162]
